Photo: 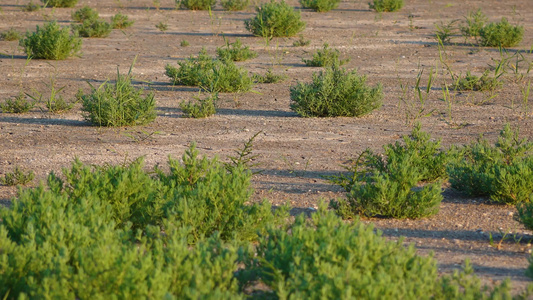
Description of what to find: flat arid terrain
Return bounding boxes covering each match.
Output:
[1,0,533,294]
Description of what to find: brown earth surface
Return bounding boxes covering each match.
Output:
[1,0,533,294]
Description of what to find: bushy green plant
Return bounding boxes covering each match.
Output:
[369,0,404,12]
[303,42,349,67]
[155,21,168,31]
[165,48,215,86]
[19,21,82,60]
[180,39,190,47]
[72,19,112,38]
[290,65,382,117]
[0,93,35,113]
[452,71,502,92]
[216,38,258,62]
[1,28,22,41]
[299,0,340,12]
[177,0,216,10]
[447,124,533,204]
[81,66,156,127]
[1,166,35,186]
[41,0,78,7]
[460,9,487,38]
[71,5,99,22]
[434,20,458,44]
[245,0,306,38]
[111,13,134,29]
[221,0,249,11]
[253,68,288,83]
[180,93,218,118]
[517,202,533,231]
[480,18,524,47]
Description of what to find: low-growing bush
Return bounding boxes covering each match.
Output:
[216,38,257,62]
[480,18,524,47]
[165,48,214,86]
[1,166,35,186]
[460,9,487,38]
[290,65,382,117]
[221,0,249,11]
[71,5,99,22]
[0,93,35,113]
[303,42,349,67]
[0,28,22,41]
[245,0,306,38]
[292,35,310,47]
[253,69,288,83]
[20,21,82,60]
[434,20,458,44]
[180,40,190,47]
[41,0,78,7]
[111,13,134,29]
[72,19,112,38]
[369,0,404,12]
[452,71,502,92]
[155,21,168,31]
[299,0,341,12]
[180,93,218,118]
[177,0,216,10]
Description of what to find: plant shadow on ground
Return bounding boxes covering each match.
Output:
[0,115,89,127]
[144,31,251,38]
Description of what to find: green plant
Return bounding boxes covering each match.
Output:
[1,28,22,41]
[25,67,76,113]
[166,48,215,86]
[292,34,310,47]
[517,202,533,231]
[19,21,82,60]
[290,65,383,117]
[299,0,341,12]
[1,166,35,186]
[0,93,36,113]
[225,131,262,172]
[180,39,190,47]
[302,42,349,67]
[72,19,112,38]
[397,66,437,125]
[155,21,168,31]
[111,13,134,29]
[71,5,99,22]
[41,0,78,7]
[452,70,502,92]
[434,20,458,44]
[81,63,156,127]
[216,38,258,62]
[177,0,216,10]
[480,18,524,47]
[221,0,249,11]
[22,1,41,11]
[253,68,288,83]
[180,93,218,118]
[460,9,487,38]
[369,0,404,12]
[245,0,306,39]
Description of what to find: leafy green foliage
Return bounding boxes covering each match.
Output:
[111,13,134,29]
[245,0,306,38]
[369,0,404,12]
[216,38,258,62]
[517,202,533,231]
[460,9,488,38]
[0,93,35,113]
[221,0,249,11]
[299,0,341,12]
[72,19,112,38]
[81,66,156,127]
[452,71,502,92]
[1,166,35,186]
[19,21,82,60]
[447,124,533,204]
[253,69,288,83]
[303,42,349,67]
[290,65,383,117]
[177,0,216,10]
[166,48,215,86]
[180,93,218,118]
[329,125,445,219]
[41,0,78,7]
[180,39,190,47]
[434,20,458,44]
[0,28,22,41]
[155,21,168,31]
[71,5,99,22]
[480,18,524,47]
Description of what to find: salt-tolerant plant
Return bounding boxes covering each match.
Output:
[221,0,249,11]
[177,0,216,10]
[111,13,134,29]
[460,9,487,38]
[26,68,76,113]
[22,1,41,11]
[19,21,82,60]
[1,28,22,41]
[290,65,383,117]
[180,93,218,118]
[71,5,99,22]
[0,166,35,186]
[180,39,190,47]
[155,21,168,31]
[72,19,112,38]
[166,48,215,86]
[299,0,341,12]
[216,38,258,62]
[480,18,524,48]
[41,0,78,7]
[253,68,288,83]
[452,70,502,92]
[303,42,349,67]
[245,0,306,38]
[369,0,404,12]
[434,20,458,44]
[0,93,36,113]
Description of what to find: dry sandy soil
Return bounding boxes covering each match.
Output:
[1,0,533,293]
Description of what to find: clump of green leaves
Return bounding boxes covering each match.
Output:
[293,35,310,47]
[180,40,190,47]
[460,9,487,38]
[180,93,218,118]
[111,13,134,29]
[19,21,82,60]
[72,19,112,38]
[447,124,533,204]
[0,28,22,41]
[434,20,458,44]
[452,70,502,92]
[41,0,78,7]
[303,43,349,67]
[1,166,35,186]
[71,5,99,22]
[22,1,41,11]
[369,0,404,12]
[329,124,446,219]
[290,65,382,117]
[0,93,36,113]
[221,0,249,11]
[177,0,216,10]
[81,65,156,126]
[245,0,306,38]
[299,0,341,12]
[253,69,288,83]
[216,38,258,62]
[166,48,214,86]
[155,21,168,31]
[480,18,524,47]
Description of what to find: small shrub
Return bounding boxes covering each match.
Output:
[177,0,216,10]
[517,202,533,231]
[245,0,306,38]
[155,21,168,31]
[22,1,41,11]
[216,38,258,62]
[303,42,349,67]
[452,71,502,92]
[81,66,156,126]
[0,93,36,113]
[0,28,22,41]
[41,0,78,7]
[369,0,404,12]
[111,13,134,29]
[480,18,524,47]
[221,0,249,11]
[253,69,288,83]
[72,19,112,38]
[20,21,82,60]
[460,9,487,38]
[292,35,310,47]
[1,166,35,186]
[290,65,383,117]
[299,0,341,12]
[165,49,215,86]
[71,5,99,22]
[180,93,218,118]
[434,20,458,44]
[180,40,190,47]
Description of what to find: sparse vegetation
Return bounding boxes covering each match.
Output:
[293,35,310,47]
[1,166,35,186]
[369,0,404,12]
[72,19,112,38]
[253,68,288,83]
[0,93,36,113]
[221,0,249,11]
[71,5,99,23]
[460,9,487,38]
[245,0,306,38]
[177,0,217,10]
[41,0,78,7]
[1,28,22,41]
[216,38,258,62]
[19,21,82,60]
[180,39,190,47]
[452,71,502,92]
[155,21,168,31]
[434,20,458,44]
[299,0,341,12]
[303,42,349,67]
[180,93,218,118]
[111,13,134,29]
[22,1,41,11]
[480,18,524,47]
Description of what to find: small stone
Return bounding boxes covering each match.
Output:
[508,211,514,217]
